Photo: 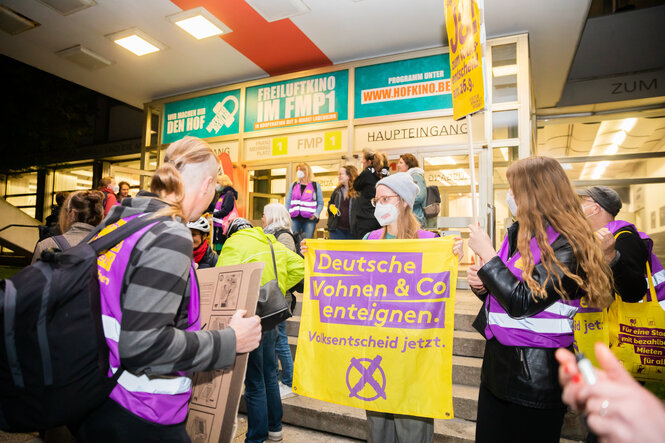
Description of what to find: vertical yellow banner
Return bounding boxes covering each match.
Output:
[293,238,459,419]
[444,0,485,120]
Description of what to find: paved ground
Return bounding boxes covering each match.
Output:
[0,414,361,443]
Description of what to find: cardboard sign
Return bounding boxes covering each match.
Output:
[293,238,459,419]
[186,262,265,443]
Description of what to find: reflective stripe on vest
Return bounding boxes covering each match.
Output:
[606,220,665,305]
[97,215,200,425]
[485,225,579,348]
[289,182,316,218]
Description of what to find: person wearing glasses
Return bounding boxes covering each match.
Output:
[365,172,464,442]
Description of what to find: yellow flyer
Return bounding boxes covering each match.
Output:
[293,238,459,419]
[444,0,485,120]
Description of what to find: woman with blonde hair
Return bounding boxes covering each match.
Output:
[32,190,104,263]
[285,162,323,239]
[327,165,358,240]
[212,173,239,251]
[73,136,261,441]
[466,156,614,442]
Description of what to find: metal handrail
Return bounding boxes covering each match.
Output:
[0,224,41,234]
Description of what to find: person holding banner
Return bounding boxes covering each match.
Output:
[308,171,462,442]
[466,156,614,443]
[286,162,323,239]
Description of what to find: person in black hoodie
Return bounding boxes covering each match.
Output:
[211,174,239,251]
[352,149,389,239]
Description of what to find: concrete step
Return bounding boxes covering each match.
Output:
[452,330,486,358]
[241,393,584,442]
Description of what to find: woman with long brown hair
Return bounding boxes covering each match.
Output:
[352,149,390,239]
[467,156,613,442]
[327,164,358,239]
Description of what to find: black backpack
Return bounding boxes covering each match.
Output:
[0,215,165,432]
[424,185,441,219]
[274,229,304,257]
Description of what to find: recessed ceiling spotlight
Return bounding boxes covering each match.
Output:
[56,45,113,70]
[168,7,231,40]
[244,0,309,22]
[36,0,96,16]
[107,28,164,56]
[0,5,40,35]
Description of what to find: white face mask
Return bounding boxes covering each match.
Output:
[215,184,223,193]
[506,191,518,217]
[296,170,305,180]
[374,203,399,226]
[112,184,120,194]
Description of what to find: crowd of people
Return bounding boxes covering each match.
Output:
[24,135,665,443]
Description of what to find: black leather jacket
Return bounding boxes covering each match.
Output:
[472,222,584,408]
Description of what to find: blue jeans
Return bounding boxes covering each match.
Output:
[329,229,355,239]
[291,217,316,239]
[275,321,293,387]
[245,327,282,443]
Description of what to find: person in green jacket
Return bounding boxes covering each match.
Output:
[217,218,304,443]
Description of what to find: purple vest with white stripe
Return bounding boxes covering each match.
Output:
[606,220,665,304]
[484,225,579,348]
[367,228,438,239]
[289,182,317,218]
[97,215,200,425]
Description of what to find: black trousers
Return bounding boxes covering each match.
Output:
[475,384,566,443]
[71,397,190,443]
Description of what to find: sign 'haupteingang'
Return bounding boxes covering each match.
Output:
[244,71,349,133]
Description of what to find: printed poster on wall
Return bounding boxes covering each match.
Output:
[163,90,241,144]
[244,71,349,132]
[245,129,347,162]
[293,238,459,419]
[444,0,485,120]
[355,54,452,119]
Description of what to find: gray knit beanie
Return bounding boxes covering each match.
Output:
[376,172,419,208]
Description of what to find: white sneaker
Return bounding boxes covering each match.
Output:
[268,430,283,441]
[279,382,295,399]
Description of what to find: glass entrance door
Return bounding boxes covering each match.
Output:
[421,148,490,266]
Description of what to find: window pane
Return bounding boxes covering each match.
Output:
[492,44,517,103]
[6,172,38,196]
[493,110,518,139]
[54,166,93,193]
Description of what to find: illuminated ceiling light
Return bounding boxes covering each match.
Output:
[107,28,164,56]
[619,117,638,133]
[492,64,517,77]
[244,0,310,22]
[168,7,231,40]
[612,131,627,146]
[605,144,618,155]
[561,163,573,170]
[427,156,457,166]
[310,166,328,174]
[591,161,610,180]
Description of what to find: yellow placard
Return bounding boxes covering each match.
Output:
[293,238,459,419]
[271,136,288,156]
[324,130,342,151]
[444,0,485,120]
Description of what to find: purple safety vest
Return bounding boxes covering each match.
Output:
[212,194,239,235]
[289,182,317,219]
[606,220,665,305]
[484,225,579,348]
[97,215,201,425]
[367,228,438,239]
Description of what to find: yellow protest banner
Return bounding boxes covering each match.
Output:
[293,238,459,419]
[444,0,485,120]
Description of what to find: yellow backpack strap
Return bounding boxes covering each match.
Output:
[614,230,631,240]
